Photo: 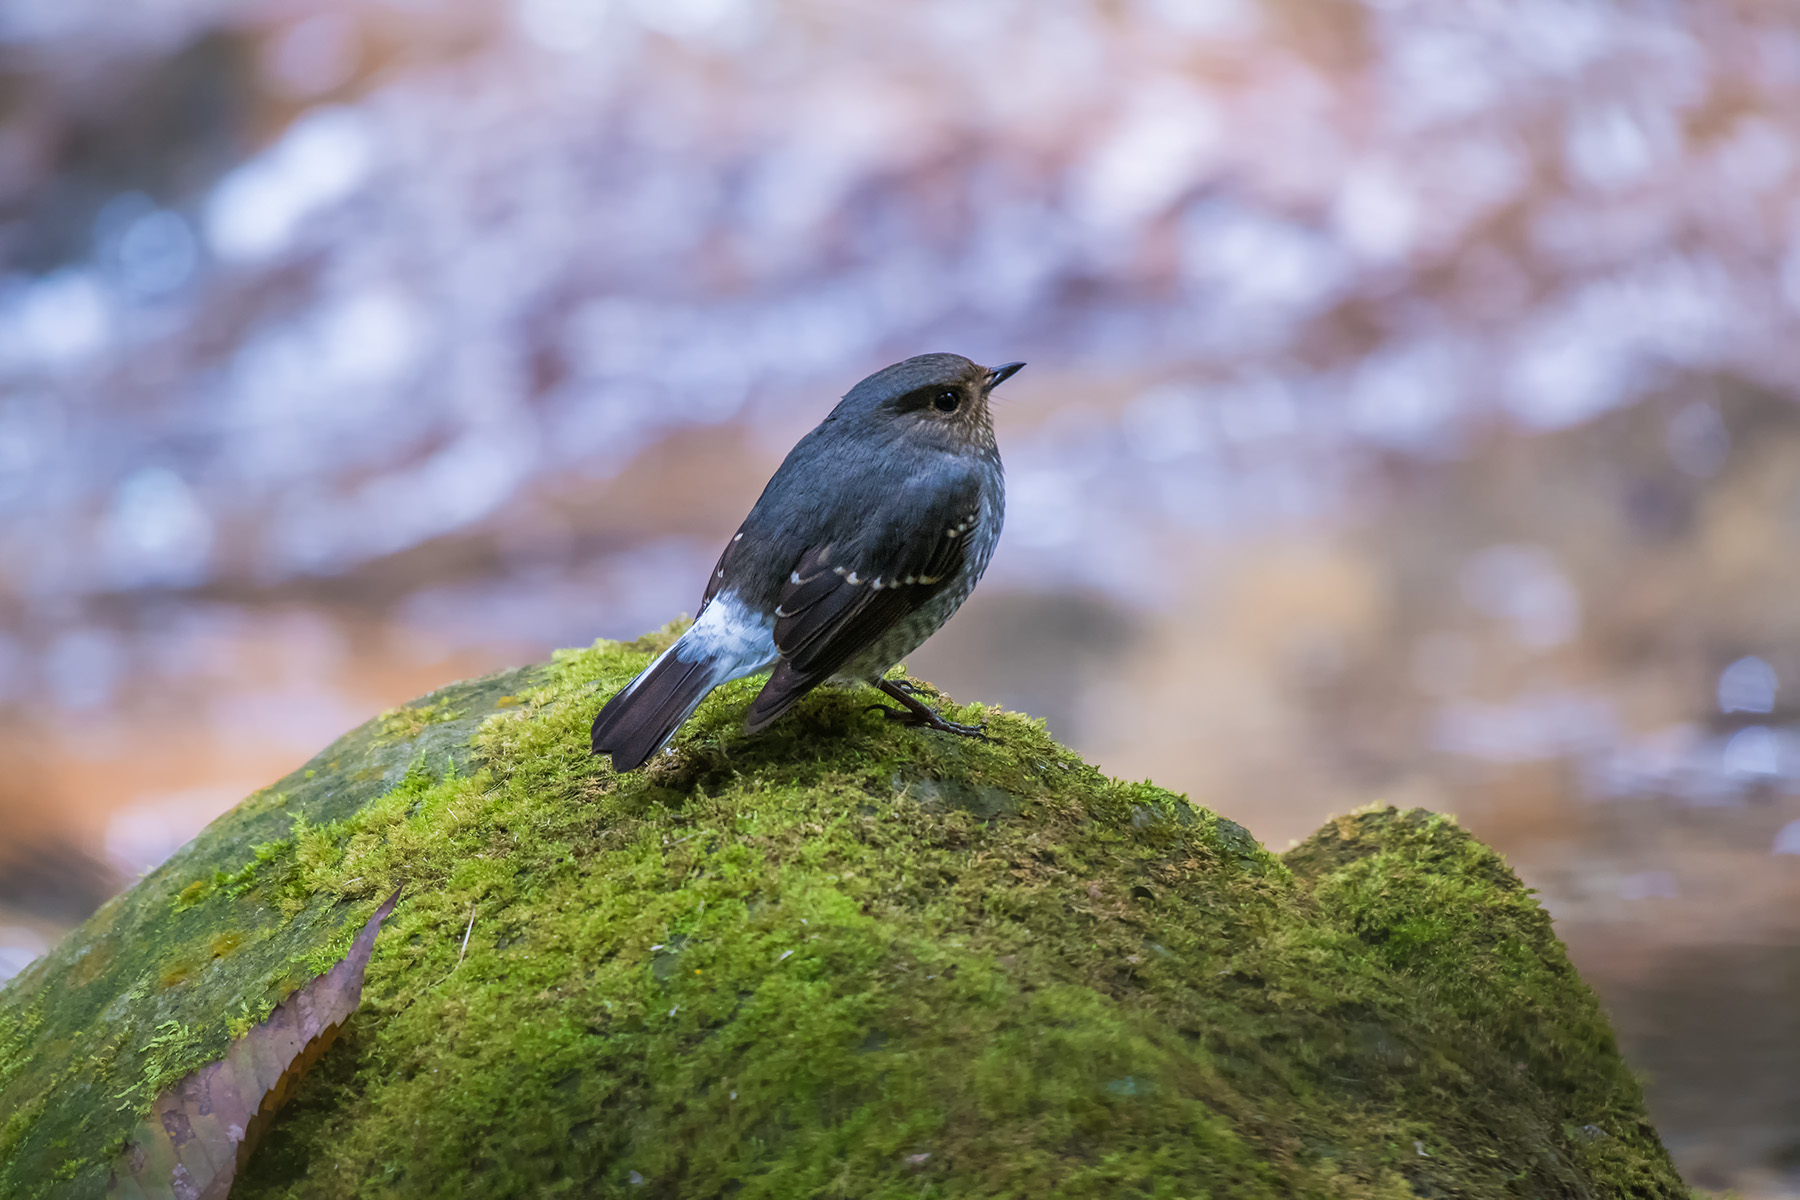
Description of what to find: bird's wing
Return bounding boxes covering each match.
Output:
[742,475,983,731]
[698,530,744,616]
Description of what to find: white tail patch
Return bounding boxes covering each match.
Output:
[673,591,779,679]
[616,592,777,707]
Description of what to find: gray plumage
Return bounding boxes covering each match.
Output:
[590,352,1022,772]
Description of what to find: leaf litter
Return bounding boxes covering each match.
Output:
[106,888,402,1200]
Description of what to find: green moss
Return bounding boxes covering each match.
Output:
[173,878,212,911]
[0,634,1688,1199]
[373,701,462,745]
[0,664,540,1200]
[173,839,290,914]
[113,1019,202,1110]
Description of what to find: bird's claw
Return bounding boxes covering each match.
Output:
[922,714,991,739]
[865,694,991,741]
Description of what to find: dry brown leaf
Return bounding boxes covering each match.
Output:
[106,887,402,1200]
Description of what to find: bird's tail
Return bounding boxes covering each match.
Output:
[590,644,722,773]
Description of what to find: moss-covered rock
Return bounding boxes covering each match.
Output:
[0,625,1687,1198]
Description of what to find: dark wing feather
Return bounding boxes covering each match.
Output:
[698,529,746,616]
[741,482,981,733]
[775,540,962,676]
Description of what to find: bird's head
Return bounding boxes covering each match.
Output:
[834,353,1025,454]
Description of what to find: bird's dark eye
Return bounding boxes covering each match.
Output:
[932,389,960,413]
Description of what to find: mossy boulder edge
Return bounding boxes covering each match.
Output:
[0,624,1685,1198]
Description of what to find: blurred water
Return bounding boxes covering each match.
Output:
[3,0,1798,619]
[3,0,1800,1191]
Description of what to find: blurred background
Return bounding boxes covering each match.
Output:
[1,0,1797,1190]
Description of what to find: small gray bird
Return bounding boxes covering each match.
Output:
[590,353,1024,772]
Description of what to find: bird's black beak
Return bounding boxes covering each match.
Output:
[984,361,1026,392]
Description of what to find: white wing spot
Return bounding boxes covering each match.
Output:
[789,571,802,584]
[846,572,861,585]
[905,575,917,584]
[920,574,942,584]
[733,532,743,542]
[716,569,725,578]
[775,605,794,618]
[946,528,959,539]
[833,566,848,576]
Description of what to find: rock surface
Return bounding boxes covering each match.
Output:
[0,624,1687,1198]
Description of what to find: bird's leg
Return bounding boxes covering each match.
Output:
[865,679,990,739]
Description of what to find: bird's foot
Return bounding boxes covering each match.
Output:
[882,677,934,699]
[867,680,991,740]
[863,702,990,739]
